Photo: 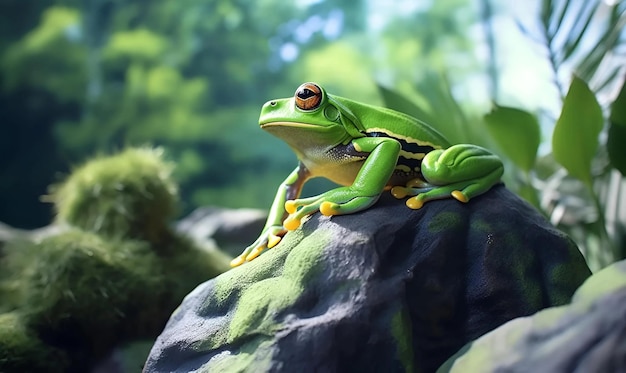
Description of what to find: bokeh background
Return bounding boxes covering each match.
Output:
[1,0,625,268]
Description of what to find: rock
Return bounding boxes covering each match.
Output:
[438,259,626,373]
[0,221,19,244]
[144,186,591,373]
[0,222,68,241]
[0,221,66,256]
[176,206,266,257]
[0,222,18,255]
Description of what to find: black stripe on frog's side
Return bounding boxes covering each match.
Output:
[367,131,436,155]
[396,154,422,172]
[367,131,434,171]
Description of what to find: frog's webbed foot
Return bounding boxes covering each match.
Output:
[402,184,470,209]
[391,178,433,198]
[390,178,438,208]
[230,225,287,267]
[283,187,380,230]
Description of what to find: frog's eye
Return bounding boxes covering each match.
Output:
[294,83,322,111]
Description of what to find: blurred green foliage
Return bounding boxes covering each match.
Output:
[0,0,477,228]
[0,312,69,372]
[551,76,604,188]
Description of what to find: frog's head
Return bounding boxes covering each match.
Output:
[259,83,366,149]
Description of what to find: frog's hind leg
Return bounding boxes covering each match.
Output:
[451,167,503,201]
[404,167,503,209]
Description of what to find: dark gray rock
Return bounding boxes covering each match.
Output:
[0,222,19,244]
[438,259,626,373]
[0,222,17,256]
[144,186,591,373]
[176,207,266,256]
[0,221,67,255]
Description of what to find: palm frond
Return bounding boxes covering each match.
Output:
[529,0,626,96]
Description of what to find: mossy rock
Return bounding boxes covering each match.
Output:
[145,186,591,372]
[49,147,178,244]
[0,228,229,371]
[0,312,69,373]
[18,231,164,361]
[438,259,626,373]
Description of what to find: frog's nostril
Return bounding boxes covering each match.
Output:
[270,101,277,106]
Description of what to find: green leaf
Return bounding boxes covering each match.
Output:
[574,3,624,81]
[517,182,542,210]
[541,0,553,29]
[377,84,435,124]
[561,2,597,63]
[607,76,626,176]
[415,72,471,144]
[610,76,626,125]
[377,83,463,144]
[552,76,603,186]
[548,0,568,39]
[484,105,540,172]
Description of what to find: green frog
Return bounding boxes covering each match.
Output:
[230,82,503,267]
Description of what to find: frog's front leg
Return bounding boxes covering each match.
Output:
[391,144,503,209]
[283,137,401,230]
[230,164,309,267]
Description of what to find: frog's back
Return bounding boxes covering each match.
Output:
[335,96,451,149]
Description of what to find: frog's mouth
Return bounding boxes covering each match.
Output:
[260,121,322,129]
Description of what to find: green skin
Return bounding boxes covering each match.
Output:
[230,83,503,267]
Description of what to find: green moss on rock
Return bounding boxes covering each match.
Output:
[211,228,328,347]
[0,312,69,373]
[0,229,229,371]
[227,229,327,342]
[1,228,227,365]
[197,337,275,373]
[31,230,224,336]
[570,258,626,306]
[428,211,462,233]
[21,231,162,354]
[391,307,415,373]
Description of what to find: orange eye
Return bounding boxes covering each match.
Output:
[294,83,322,111]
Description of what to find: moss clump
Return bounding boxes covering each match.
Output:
[0,227,229,371]
[49,147,178,243]
[0,312,69,373]
[20,231,163,358]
